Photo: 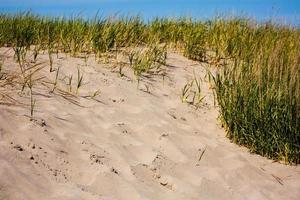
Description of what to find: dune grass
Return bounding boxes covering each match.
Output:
[181,73,205,108]
[0,12,299,164]
[209,21,300,164]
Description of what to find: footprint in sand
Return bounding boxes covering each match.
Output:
[131,163,175,191]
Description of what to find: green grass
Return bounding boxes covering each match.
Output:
[129,44,167,82]
[181,73,205,108]
[0,12,299,164]
[209,21,300,164]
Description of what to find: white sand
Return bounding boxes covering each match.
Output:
[0,48,299,200]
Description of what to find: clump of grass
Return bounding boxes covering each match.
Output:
[181,80,193,102]
[181,73,205,108]
[128,49,136,67]
[129,44,167,83]
[21,62,45,119]
[211,23,300,164]
[27,73,36,119]
[183,22,207,62]
[89,89,101,99]
[118,63,125,77]
[67,75,73,93]
[76,67,84,94]
[51,66,60,93]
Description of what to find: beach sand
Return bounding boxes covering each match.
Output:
[0,47,299,200]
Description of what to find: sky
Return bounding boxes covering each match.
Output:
[0,0,299,25]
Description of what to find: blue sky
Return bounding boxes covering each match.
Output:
[0,0,299,24]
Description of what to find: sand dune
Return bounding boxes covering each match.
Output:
[0,48,299,200]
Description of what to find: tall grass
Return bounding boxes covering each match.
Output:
[210,21,300,164]
[0,12,298,163]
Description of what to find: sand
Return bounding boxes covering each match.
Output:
[0,47,299,200]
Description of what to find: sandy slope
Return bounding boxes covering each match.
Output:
[0,48,299,200]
